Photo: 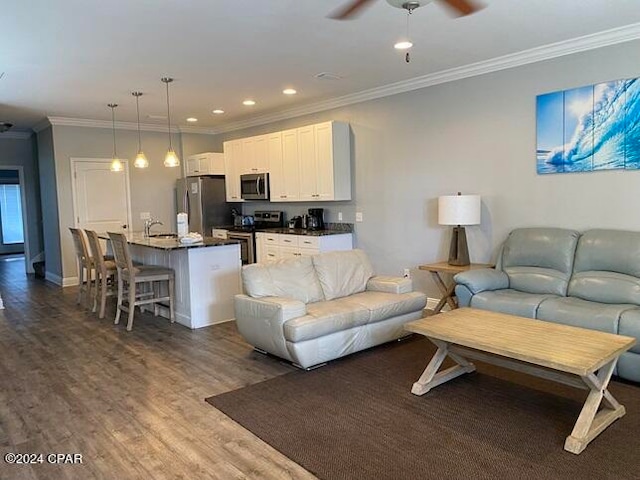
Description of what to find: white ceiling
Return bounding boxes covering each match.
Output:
[2,0,640,133]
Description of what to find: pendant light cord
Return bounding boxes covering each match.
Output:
[165,80,173,150]
[135,94,142,150]
[109,104,117,157]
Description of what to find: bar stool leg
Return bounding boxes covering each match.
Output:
[115,274,124,325]
[77,261,84,305]
[99,272,108,319]
[168,275,175,324]
[127,280,136,331]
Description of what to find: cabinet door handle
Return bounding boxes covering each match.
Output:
[280,195,287,198]
[303,241,311,244]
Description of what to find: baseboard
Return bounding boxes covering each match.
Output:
[44,272,79,287]
[45,271,63,286]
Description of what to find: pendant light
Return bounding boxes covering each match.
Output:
[132,91,149,168]
[161,77,180,168]
[108,103,123,172]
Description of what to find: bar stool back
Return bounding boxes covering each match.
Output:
[69,227,93,306]
[107,232,176,331]
[85,229,118,319]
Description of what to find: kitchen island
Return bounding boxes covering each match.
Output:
[100,233,241,329]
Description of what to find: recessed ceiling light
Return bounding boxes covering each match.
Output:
[243,100,256,106]
[186,117,198,122]
[394,40,413,50]
[283,88,297,95]
[212,109,225,114]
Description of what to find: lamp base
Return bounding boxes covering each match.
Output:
[448,226,470,266]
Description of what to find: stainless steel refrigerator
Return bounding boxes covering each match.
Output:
[175,176,236,235]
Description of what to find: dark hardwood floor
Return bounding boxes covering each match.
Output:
[0,258,316,480]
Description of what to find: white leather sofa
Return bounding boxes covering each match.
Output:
[235,249,427,369]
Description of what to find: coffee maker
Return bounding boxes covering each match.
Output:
[307,208,325,230]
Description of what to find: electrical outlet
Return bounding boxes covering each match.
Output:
[403,269,411,278]
[140,212,151,220]
[338,212,343,221]
[355,212,363,222]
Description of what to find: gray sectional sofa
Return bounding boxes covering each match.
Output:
[235,249,427,369]
[454,228,640,382]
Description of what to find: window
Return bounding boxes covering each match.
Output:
[0,184,24,244]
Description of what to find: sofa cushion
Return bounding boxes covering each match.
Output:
[284,297,371,342]
[470,289,558,318]
[568,229,640,305]
[312,249,374,301]
[347,291,427,323]
[618,309,640,354]
[242,256,324,304]
[536,297,636,334]
[500,228,580,296]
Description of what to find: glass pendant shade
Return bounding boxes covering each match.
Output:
[134,151,149,168]
[110,158,124,172]
[132,91,148,169]
[108,103,123,173]
[164,148,180,168]
[161,77,180,168]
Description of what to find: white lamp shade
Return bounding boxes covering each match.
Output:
[438,194,481,226]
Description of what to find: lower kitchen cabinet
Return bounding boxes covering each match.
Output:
[255,232,353,263]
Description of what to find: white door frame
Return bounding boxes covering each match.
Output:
[0,165,31,273]
[70,157,133,231]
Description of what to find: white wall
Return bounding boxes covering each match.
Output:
[215,40,640,297]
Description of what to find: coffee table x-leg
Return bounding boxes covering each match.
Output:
[412,338,626,455]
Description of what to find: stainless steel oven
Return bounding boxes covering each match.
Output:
[227,231,255,265]
[240,173,269,200]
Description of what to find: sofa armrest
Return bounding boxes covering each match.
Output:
[366,275,413,294]
[234,294,307,361]
[453,269,508,295]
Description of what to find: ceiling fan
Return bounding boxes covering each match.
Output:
[329,0,482,20]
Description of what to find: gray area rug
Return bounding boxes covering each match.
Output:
[206,337,640,480]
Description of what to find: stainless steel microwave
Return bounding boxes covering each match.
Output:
[240,173,269,200]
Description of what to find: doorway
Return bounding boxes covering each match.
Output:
[0,167,30,274]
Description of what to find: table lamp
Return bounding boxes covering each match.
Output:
[438,192,481,266]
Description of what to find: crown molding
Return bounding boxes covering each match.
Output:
[45,116,187,134]
[209,22,640,134]
[32,119,51,133]
[0,131,32,140]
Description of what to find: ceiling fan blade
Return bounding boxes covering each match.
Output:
[438,0,483,16]
[328,0,377,20]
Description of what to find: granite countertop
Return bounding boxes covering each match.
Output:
[98,232,240,251]
[256,227,352,237]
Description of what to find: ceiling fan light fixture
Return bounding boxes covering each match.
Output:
[394,40,413,50]
[161,77,180,168]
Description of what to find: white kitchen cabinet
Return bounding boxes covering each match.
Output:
[272,121,351,202]
[185,152,225,177]
[236,135,269,174]
[255,233,353,263]
[271,129,301,202]
[223,140,244,202]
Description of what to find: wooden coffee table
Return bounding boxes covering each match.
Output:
[405,308,636,454]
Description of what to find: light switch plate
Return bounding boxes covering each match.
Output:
[140,212,151,220]
[355,212,363,222]
[338,212,343,221]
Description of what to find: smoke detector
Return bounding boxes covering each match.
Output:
[0,122,13,133]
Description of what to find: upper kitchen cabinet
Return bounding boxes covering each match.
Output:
[273,121,351,202]
[271,129,300,202]
[223,140,244,202]
[185,152,225,177]
[240,135,269,174]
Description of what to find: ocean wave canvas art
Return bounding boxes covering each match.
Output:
[536,78,640,174]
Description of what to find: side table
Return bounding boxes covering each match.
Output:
[418,262,493,314]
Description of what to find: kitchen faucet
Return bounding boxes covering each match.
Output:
[144,218,163,238]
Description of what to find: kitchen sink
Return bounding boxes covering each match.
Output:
[148,233,178,239]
